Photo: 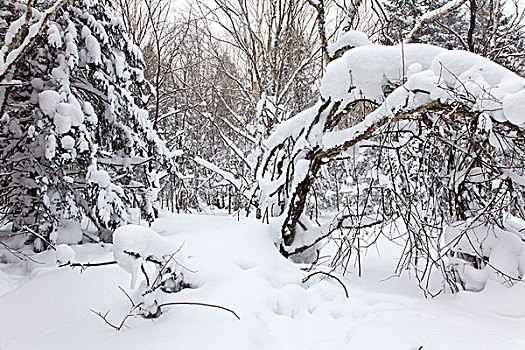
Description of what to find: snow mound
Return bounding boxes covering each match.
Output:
[53,113,72,134]
[113,225,175,266]
[503,89,525,125]
[56,102,85,127]
[60,135,75,150]
[51,219,83,245]
[445,217,525,291]
[89,169,110,188]
[327,30,371,58]
[113,225,189,289]
[55,244,76,265]
[321,43,445,103]
[38,90,61,116]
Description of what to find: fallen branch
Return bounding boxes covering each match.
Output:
[92,299,240,331]
[156,302,240,320]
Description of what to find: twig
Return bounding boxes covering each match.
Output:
[302,271,349,298]
[90,309,135,331]
[151,244,185,287]
[93,287,240,331]
[64,261,118,269]
[118,286,136,307]
[0,239,44,263]
[22,225,56,251]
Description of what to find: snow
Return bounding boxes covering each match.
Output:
[52,219,83,245]
[84,33,102,65]
[97,155,149,166]
[503,89,525,125]
[407,62,423,77]
[0,0,67,79]
[327,30,371,58]
[264,100,323,150]
[113,225,187,289]
[47,23,63,48]
[321,44,445,104]
[53,112,72,134]
[83,101,95,116]
[2,12,25,49]
[56,102,85,126]
[79,139,89,152]
[39,91,88,134]
[60,135,75,150]
[45,134,57,160]
[404,0,467,43]
[38,90,61,116]
[89,170,111,188]
[113,53,128,79]
[129,208,141,225]
[1,213,524,349]
[194,156,243,189]
[431,50,517,88]
[257,38,525,251]
[319,45,525,151]
[55,244,76,265]
[27,125,35,138]
[256,92,266,118]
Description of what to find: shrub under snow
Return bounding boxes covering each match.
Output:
[113,225,195,318]
[446,218,525,291]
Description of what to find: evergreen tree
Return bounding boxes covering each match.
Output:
[0,0,175,249]
[382,0,466,48]
[382,0,525,75]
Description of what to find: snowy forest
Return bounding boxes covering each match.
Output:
[0,0,525,348]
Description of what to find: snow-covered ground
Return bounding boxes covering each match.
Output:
[1,213,525,349]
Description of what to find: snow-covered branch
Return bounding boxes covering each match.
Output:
[0,0,68,81]
[404,0,467,43]
[194,156,245,190]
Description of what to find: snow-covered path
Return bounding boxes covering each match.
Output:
[1,213,524,349]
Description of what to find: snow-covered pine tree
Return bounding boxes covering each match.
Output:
[0,0,175,249]
[381,0,467,47]
[382,0,525,75]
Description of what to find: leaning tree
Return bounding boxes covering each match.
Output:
[255,29,525,290]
